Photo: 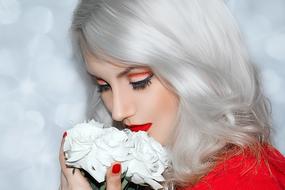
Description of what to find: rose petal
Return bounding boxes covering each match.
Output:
[66,150,90,162]
[151,175,165,182]
[144,178,163,190]
[131,173,145,184]
[96,150,113,166]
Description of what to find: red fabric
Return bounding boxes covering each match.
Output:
[182,146,285,190]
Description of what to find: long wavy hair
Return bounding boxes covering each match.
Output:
[71,0,272,188]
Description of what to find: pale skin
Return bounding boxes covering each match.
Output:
[59,50,179,189]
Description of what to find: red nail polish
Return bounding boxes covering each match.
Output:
[112,163,121,174]
[63,131,67,138]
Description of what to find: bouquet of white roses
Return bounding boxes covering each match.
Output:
[63,120,169,190]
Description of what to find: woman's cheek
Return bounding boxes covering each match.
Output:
[101,93,113,112]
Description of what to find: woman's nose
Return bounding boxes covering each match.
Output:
[111,88,135,122]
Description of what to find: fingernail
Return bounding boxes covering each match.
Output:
[63,131,67,138]
[112,163,121,174]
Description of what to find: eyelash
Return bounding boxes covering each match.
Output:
[97,74,154,93]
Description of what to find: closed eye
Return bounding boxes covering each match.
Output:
[97,73,154,93]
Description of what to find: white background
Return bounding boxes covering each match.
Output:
[0,0,284,189]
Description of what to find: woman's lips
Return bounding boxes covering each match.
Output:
[128,123,152,132]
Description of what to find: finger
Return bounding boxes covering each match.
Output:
[106,163,122,190]
[60,172,68,189]
[59,131,91,189]
[59,132,69,173]
[59,132,81,178]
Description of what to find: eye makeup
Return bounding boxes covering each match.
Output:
[129,73,154,90]
[127,71,152,78]
[96,71,154,93]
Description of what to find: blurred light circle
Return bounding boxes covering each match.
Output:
[54,103,86,129]
[30,56,87,101]
[21,110,45,134]
[57,0,78,8]
[0,0,21,25]
[265,33,285,61]
[0,49,19,77]
[0,129,22,165]
[0,102,24,167]
[23,6,54,34]
[0,101,24,127]
[244,14,272,41]
[262,69,282,95]
[255,0,285,24]
[19,78,36,96]
[0,75,18,98]
[27,35,55,58]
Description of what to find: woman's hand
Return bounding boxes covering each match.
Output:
[59,132,122,190]
[106,163,122,190]
[59,132,92,190]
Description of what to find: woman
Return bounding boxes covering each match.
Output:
[59,0,285,189]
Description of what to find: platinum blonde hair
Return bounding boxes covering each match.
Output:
[71,0,272,188]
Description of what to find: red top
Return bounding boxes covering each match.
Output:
[183,146,285,190]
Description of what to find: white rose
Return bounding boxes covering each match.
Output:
[63,120,132,182]
[126,132,169,190]
[63,120,169,189]
[63,120,105,164]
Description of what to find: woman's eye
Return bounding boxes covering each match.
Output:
[96,73,154,93]
[97,84,110,93]
[130,73,154,90]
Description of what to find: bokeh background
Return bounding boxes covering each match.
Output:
[0,0,284,189]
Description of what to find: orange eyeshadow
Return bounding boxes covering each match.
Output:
[127,71,151,78]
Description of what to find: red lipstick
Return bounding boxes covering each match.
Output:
[128,123,152,132]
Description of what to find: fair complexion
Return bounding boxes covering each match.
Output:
[84,51,179,145]
[59,51,179,190]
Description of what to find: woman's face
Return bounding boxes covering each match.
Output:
[84,52,179,144]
